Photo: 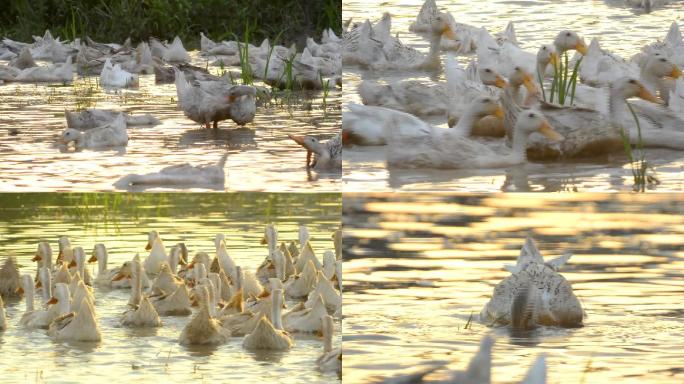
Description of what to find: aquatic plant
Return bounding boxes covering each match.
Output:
[320,72,331,111]
[547,53,582,106]
[620,101,659,192]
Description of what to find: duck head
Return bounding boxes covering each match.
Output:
[288,135,324,168]
[553,30,588,55]
[516,111,563,141]
[643,55,681,79]
[537,44,559,73]
[615,78,663,104]
[479,67,507,88]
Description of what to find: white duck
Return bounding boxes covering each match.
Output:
[121,258,162,327]
[57,236,73,264]
[343,96,503,147]
[284,260,319,299]
[100,58,138,88]
[60,113,128,150]
[15,56,73,82]
[144,230,168,274]
[288,133,342,171]
[114,155,226,189]
[305,271,341,313]
[71,247,93,285]
[283,293,327,333]
[179,285,230,345]
[65,109,160,129]
[150,283,192,316]
[316,315,341,375]
[480,237,583,329]
[385,109,561,169]
[88,244,120,287]
[163,36,191,63]
[20,278,70,329]
[48,295,101,342]
[243,289,293,351]
[0,256,21,299]
[70,280,95,314]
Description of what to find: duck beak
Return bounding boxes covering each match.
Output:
[538,121,564,141]
[87,254,97,263]
[550,52,560,69]
[35,280,42,288]
[288,134,306,147]
[638,86,664,104]
[57,250,63,261]
[447,116,457,128]
[68,260,77,268]
[261,236,268,245]
[145,241,151,251]
[187,262,195,270]
[111,272,126,281]
[494,75,507,89]
[493,106,505,120]
[670,66,682,79]
[575,41,588,55]
[522,74,537,93]
[306,150,313,168]
[32,254,42,262]
[15,286,24,294]
[47,297,58,305]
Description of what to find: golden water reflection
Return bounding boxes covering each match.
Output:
[343,193,684,383]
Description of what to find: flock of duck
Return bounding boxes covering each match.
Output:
[342,0,684,170]
[0,225,342,376]
[0,30,342,186]
[383,237,582,383]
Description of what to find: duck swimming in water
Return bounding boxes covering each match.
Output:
[480,237,583,330]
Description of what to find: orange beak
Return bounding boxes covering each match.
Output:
[638,86,664,104]
[111,272,126,281]
[32,254,42,262]
[35,280,42,288]
[15,286,24,294]
[88,254,97,263]
[187,262,195,270]
[670,66,682,79]
[145,242,151,251]
[288,135,305,146]
[494,75,507,89]
[538,120,564,141]
[47,297,58,305]
[494,106,505,120]
[575,41,588,55]
[57,250,63,261]
[68,260,77,268]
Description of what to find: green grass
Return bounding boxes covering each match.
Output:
[547,52,582,106]
[0,0,342,49]
[620,102,660,192]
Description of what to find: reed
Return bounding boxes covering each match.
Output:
[621,102,659,192]
[548,52,582,106]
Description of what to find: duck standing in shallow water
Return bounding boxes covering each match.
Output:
[480,237,583,330]
[288,133,341,170]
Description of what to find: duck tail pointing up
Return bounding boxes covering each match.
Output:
[511,282,538,331]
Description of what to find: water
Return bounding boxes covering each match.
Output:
[342,193,684,383]
[0,193,341,384]
[0,52,341,192]
[342,0,684,192]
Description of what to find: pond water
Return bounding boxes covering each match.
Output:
[342,0,684,192]
[0,52,341,192]
[0,193,341,384]
[343,193,684,383]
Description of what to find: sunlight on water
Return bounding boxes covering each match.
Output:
[0,193,341,384]
[343,193,684,383]
[343,0,684,192]
[0,52,341,192]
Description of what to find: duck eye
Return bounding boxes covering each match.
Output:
[484,68,491,73]
[629,79,636,84]
[542,46,547,50]
[514,66,520,71]
[565,32,571,37]
[528,113,535,118]
[660,58,667,62]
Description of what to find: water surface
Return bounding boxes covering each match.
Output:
[343,0,684,192]
[0,193,341,384]
[0,52,341,192]
[343,193,684,383]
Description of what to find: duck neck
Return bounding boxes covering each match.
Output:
[25,283,35,312]
[323,316,333,353]
[272,292,284,330]
[40,269,52,303]
[454,109,481,135]
[97,248,107,275]
[502,86,521,144]
[511,128,529,162]
[130,267,142,306]
[57,290,70,315]
[424,32,443,68]
[607,86,628,123]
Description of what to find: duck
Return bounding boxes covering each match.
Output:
[305,271,341,313]
[65,109,160,129]
[284,260,319,299]
[30,242,53,279]
[150,283,192,316]
[113,154,226,189]
[0,256,21,299]
[121,258,162,327]
[100,58,138,88]
[10,47,37,70]
[48,295,101,342]
[15,56,73,82]
[162,36,191,63]
[60,113,128,150]
[480,237,583,329]
[288,133,341,171]
[215,237,238,283]
[151,262,184,296]
[70,280,95,314]
[283,293,327,333]
[179,285,230,345]
[36,266,53,304]
[638,21,684,68]
[88,244,121,287]
[385,108,560,169]
[20,277,70,329]
[520,77,662,159]
[175,68,257,128]
[243,289,293,350]
[144,230,168,275]
[57,236,73,264]
[70,247,93,285]
[295,241,323,272]
[316,315,341,375]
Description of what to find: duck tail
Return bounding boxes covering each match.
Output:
[511,282,538,331]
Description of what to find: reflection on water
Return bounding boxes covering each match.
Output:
[0,193,341,384]
[343,193,684,383]
[0,52,341,192]
[342,0,684,192]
